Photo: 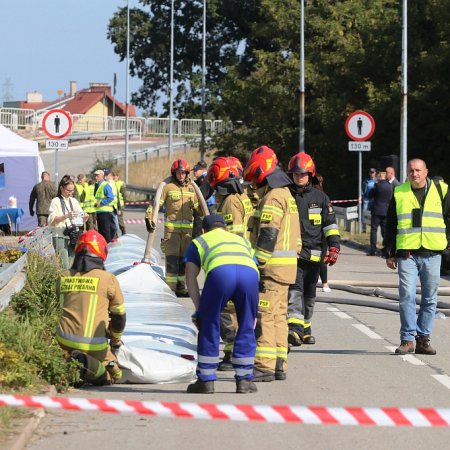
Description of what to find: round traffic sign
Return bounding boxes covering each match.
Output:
[345,111,375,141]
[42,109,73,139]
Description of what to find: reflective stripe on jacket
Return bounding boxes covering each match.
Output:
[192,228,258,277]
[217,192,254,238]
[395,180,448,251]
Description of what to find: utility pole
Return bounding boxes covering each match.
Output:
[200,0,206,160]
[168,0,175,159]
[125,0,130,183]
[299,0,305,153]
[400,0,408,182]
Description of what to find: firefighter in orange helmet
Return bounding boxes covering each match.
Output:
[152,159,203,296]
[55,230,126,386]
[207,156,255,371]
[244,147,301,382]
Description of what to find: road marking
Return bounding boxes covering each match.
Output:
[327,307,351,319]
[385,346,427,366]
[352,324,383,339]
[432,374,450,390]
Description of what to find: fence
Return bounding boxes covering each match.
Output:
[0,107,227,138]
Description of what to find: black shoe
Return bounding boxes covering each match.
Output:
[236,379,258,393]
[275,371,287,380]
[252,368,275,382]
[288,330,302,347]
[366,251,376,256]
[303,335,316,344]
[186,379,214,394]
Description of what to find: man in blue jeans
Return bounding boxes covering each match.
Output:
[385,159,450,355]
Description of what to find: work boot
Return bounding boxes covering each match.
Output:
[186,379,215,394]
[288,330,302,347]
[217,351,233,371]
[236,379,258,394]
[275,357,287,381]
[252,368,275,382]
[415,335,436,355]
[395,340,415,354]
[303,335,316,345]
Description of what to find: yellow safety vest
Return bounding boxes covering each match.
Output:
[109,180,119,210]
[95,181,114,213]
[116,180,125,206]
[395,180,448,251]
[192,228,258,277]
[75,182,87,208]
[83,184,96,213]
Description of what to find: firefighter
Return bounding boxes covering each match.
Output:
[286,153,340,346]
[207,156,254,371]
[244,146,301,382]
[55,230,126,386]
[146,159,202,296]
[185,214,259,394]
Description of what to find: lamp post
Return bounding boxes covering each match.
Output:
[124,0,130,184]
[400,0,407,182]
[168,0,174,159]
[299,0,305,153]
[200,0,206,160]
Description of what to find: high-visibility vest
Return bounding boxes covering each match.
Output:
[109,180,119,210]
[395,180,448,251]
[83,184,96,213]
[95,181,114,213]
[192,228,258,277]
[75,182,87,208]
[116,180,125,207]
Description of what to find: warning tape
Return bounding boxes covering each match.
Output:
[125,201,151,206]
[1,394,450,427]
[123,219,146,225]
[330,199,360,204]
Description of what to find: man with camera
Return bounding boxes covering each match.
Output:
[385,159,450,355]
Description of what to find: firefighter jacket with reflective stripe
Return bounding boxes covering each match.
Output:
[83,184,97,214]
[55,268,126,352]
[394,180,448,251]
[290,183,340,262]
[249,186,301,284]
[160,179,200,232]
[192,228,258,277]
[95,180,114,212]
[216,192,254,238]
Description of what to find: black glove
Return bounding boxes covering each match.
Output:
[145,217,156,233]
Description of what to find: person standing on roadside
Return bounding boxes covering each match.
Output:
[386,166,401,187]
[385,159,450,355]
[192,160,215,238]
[29,171,57,226]
[93,169,115,243]
[113,171,127,235]
[362,168,378,232]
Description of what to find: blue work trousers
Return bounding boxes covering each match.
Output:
[196,265,259,381]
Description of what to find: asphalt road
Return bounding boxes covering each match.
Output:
[22,208,450,450]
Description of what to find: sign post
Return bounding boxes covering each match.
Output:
[345,111,376,233]
[42,109,73,183]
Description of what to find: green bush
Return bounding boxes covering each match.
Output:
[0,252,79,392]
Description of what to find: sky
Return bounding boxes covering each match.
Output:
[1,0,143,113]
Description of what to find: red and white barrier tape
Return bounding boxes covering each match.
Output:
[124,201,151,206]
[123,219,146,225]
[1,394,450,427]
[330,199,360,204]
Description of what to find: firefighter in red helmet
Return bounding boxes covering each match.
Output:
[286,152,340,346]
[55,230,126,386]
[145,159,205,296]
[244,147,301,382]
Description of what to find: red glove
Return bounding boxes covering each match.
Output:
[324,247,339,266]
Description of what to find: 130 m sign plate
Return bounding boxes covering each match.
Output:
[46,139,69,150]
[348,141,371,151]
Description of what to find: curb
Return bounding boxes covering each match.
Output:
[6,385,56,450]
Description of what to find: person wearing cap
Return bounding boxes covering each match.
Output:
[192,160,215,238]
[184,214,259,394]
[104,168,120,240]
[93,169,115,243]
[362,168,378,232]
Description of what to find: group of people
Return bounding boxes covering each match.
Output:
[29,169,127,268]
[147,149,341,393]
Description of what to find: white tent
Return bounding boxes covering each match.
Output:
[0,125,45,231]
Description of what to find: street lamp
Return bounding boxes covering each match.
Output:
[299,0,305,153]
[168,0,174,159]
[400,0,407,182]
[124,0,130,184]
[200,0,206,160]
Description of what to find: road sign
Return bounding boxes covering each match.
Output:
[345,111,375,141]
[42,109,72,139]
[46,139,69,150]
[348,141,371,151]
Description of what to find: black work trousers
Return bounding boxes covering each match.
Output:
[370,214,387,253]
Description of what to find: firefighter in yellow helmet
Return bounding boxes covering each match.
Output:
[55,230,126,386]
[244,146,301,382]
[207,156,254,371]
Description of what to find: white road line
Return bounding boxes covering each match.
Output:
[432,374,450,390]
[326,307,352,319]
[385,346,427,366]
[352,324,383,339]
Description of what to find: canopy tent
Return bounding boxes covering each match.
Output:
[0,125,45,231]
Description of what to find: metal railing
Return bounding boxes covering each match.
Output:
[0,107,229,137]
